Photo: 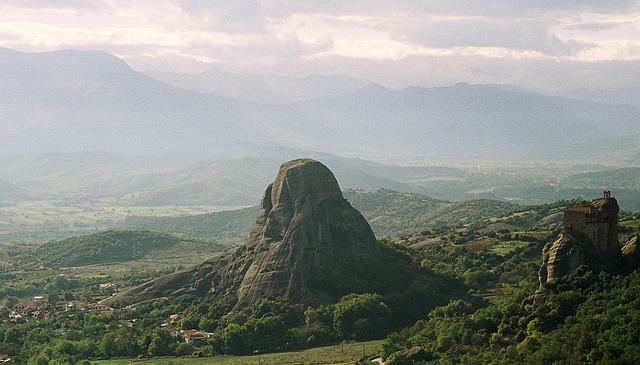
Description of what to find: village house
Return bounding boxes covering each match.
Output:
[13,301,46,315]
[7,313,23,323]
[184,330,207,345]
[65,301,86,311]
[168,328,209,344]
[168,328,181,339]
[85,303,112,312]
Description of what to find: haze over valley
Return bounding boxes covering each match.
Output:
[2,47,640,162]
[3,2,640,363]
[2,46,640,246]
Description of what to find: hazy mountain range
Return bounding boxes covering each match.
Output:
[541,88,640,109]
[2,47,639,162]
[146,69,372,104]
[3,47,640,212]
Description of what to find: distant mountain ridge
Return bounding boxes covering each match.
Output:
[146,69,372,104]
[0,48,249,155]
[1,48,639,161]
[289,82,638,159]
[543,133,640,164]
[542,87,640,109]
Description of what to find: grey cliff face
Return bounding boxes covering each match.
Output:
[233,158,380,307]
[109,158,380,308]
[538,231,587,288]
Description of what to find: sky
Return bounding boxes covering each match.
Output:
[1,0,639,90]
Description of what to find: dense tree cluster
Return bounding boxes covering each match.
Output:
[0,239,462,363]
[382,268,640,364]
[3,194,640,364]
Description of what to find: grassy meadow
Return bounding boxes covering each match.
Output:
[94,340,384,365]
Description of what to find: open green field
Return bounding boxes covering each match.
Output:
[94,340,384,365]
[0,201,243,245]
[487,240,531,255]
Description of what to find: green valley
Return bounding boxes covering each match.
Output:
[4,181,636,364]
[1,163,640,365]
[2,18,640,364]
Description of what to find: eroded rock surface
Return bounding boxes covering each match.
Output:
[622,234,640,264]
[108,158,381,308]
[535,193,621,301]
[538,231,588,288]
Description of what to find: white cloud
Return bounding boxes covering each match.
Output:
[552,11,640,62]
[0,0,639,89]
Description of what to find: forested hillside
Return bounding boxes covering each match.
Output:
[35,230,228,267]
[381,265,640,364]
[2,189,639,364]
[118,189,568,241]
[119,206,260,244]
[345,189,521,236]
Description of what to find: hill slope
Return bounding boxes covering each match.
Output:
[119,206,260,244]
[119,189,566,241]
[35,230,227,267]
[0,180,28,205]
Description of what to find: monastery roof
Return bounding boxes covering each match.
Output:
[565,196,619,214]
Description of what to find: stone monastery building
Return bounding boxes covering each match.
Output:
[563,190,620,255]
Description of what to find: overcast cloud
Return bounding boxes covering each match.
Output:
[1,0,639,89]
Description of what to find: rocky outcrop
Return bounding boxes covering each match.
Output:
[536,193,622,300]
[537,231,589,288]
[622,234,640,265]
[108,158,382,308]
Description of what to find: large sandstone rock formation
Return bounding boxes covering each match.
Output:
[536,192,621,298]
[109,158,382,308]
[537,231,590,288]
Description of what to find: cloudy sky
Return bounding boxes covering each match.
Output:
[1,0,639,89]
